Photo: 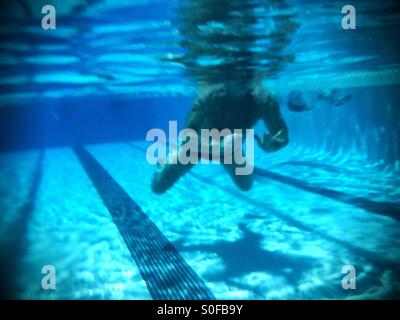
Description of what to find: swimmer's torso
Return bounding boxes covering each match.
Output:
[187,83,263,132]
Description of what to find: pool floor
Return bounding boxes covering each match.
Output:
[0,141,399,299]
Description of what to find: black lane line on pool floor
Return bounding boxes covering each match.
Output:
[0,150,45,299]
[126,142,400,294]
[254,168,400,222]
[128,142,400,222]
[127,143,400,266]
[73,146,214,300]
[189,171,399,270]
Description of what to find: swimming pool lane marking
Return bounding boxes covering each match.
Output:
[187,168,399,271]
[127,142,400,222]
[253,168,400,222]
[0,149,45,299]
[126,142,399,269]
[73,146,214,299]
[72,145,215,300]
[127,141,400,294]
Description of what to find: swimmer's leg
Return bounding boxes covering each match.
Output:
[151,99,203,194]
[222,162,254,191]
[253,88,289,152]
[219,134,254,191]
[151,130,200,194]
[151,159,194,194]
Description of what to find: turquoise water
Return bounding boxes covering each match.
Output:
[1,142,399,299]
[0,0,399,299]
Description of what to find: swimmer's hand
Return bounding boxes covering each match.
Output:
[255,130,288,152]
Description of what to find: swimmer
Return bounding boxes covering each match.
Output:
[151,0,297,193]
[151,81,289,194]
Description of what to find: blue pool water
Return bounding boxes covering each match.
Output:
[0,0,399,299]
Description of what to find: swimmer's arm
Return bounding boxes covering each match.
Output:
[255,90,289,152]
[185,94,206,131]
